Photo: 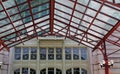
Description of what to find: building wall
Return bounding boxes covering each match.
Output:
[9,38,91,74]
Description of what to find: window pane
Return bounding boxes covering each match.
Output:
[56,69,62,74]
[22,68,28,74]
[40,69,46,74]
[81,48,87,60]
[73,48,79,60]
[48,48,54,53]
[23,47,29,60]
[48,68,54,74]
[31,47,37,60]
[14,68,20,74]
[30,69,36,74]
[31,54,37,60]
[66,68,72,74]
[40,48,46,60]
[81,68,87,74]
[31,47,37,53]
[15,47,21,53]
[74,68,80,74]
[48,48,54,60]
[14,47,21,60]
[15,54,21,60]
[48,54,54,60]
[56,48,62,60]
[65,48,71,60]
[56,48,62,53]
[56,54,62,60]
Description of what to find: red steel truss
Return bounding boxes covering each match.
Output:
[0,0,119,74]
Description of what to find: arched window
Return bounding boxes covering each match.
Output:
[81,68,87,74]
[56,68,62,74]
[14,68,20,74]
[74,68,80,74]
[40,68,62,74]
[30,68,36,74]
[40,69,46,74]
[66,68,72,74]
[14,68,36,74]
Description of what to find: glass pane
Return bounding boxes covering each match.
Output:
[56,48,62,53]
[81,68,87,74]
[23,54,29,60]
[48,54,54,60]
[40,69,46,74]
[56,54,62,60]
[40,48,46,60]
[56,69,62,74]
[23,47,29,53]
[31,54,37,60]
[66,68,72,74]
[30,69,36,74]
[65,48,71,60]
[14,68,20,74]
[31,47,37,53]
[22,68,28,74]
[15,47,21,53]
[81,48,87,60]
[73,48,79,60]
[48,48,54,53]
[15,54,21,60]
[48,68,54,74]
[74,68,80,74]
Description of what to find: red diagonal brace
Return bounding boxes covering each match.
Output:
[0,39,9,51]
[50,0,55,35]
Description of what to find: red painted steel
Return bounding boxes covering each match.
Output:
[78,0,105,45]
[65,0,77,39]
[50,0,55,35]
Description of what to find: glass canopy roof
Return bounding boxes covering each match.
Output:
[0,0,120,53]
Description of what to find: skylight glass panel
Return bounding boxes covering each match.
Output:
[54,20,67,28]
[77,0,90,5]
[101,5,120,20]
[56,0,74,8]
[86,9,97,17]
[55,3,72,14]
[88,1,101,10]
[83,15,93,23]
[3,0,15,8]
[54,15,69,24]
[93,20,112,31]
[97,13,118,25]
[73,11,83,19]
[72,17,81,24]
[55,10,71,20]
[34,15,49,23]
[75,4,86,13]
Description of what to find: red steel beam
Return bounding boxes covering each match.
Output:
[78,0,106,45]
[50,0,55,35]
[93,21,120,52]
[65,0,77,39]
[27,0,38,39]
[0,39,9,51]
[75,0,90,36]
[0,1,24,45]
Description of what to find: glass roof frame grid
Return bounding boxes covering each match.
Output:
[0,1,24,45]
[0,0,120,51]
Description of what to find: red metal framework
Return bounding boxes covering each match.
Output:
[0,0,119,74]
